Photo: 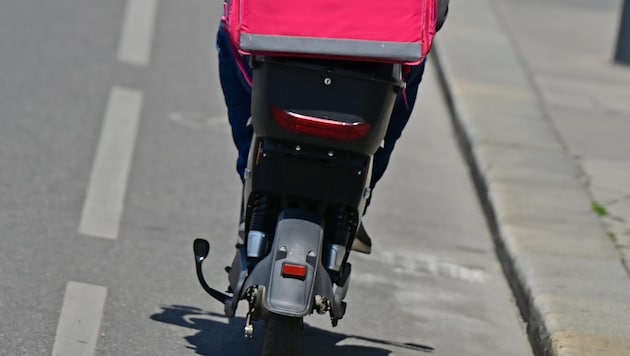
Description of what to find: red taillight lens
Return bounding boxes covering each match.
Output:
[281,263,308,279]
[271,106,371,142]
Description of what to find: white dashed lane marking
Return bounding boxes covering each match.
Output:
[117,0,159,66]
[52,282,107,356]
[79,87,143,239]
[355,250,487,283]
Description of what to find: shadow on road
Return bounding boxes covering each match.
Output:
[151,304,434,356]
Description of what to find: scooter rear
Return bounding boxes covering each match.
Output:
[194,56,403,355]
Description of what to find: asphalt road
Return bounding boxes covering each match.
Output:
[0,1,533,355]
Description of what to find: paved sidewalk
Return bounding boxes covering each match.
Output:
[434,0,630,355]
[495,0,630,270]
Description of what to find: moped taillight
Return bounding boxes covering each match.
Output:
[271,106,371,142]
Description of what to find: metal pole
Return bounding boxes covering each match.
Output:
[615,0,630,64]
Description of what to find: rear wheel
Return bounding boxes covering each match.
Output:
[262,313,302,356]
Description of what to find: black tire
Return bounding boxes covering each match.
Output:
[262,313,302,356]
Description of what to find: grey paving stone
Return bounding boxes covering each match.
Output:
[467,119,566,151]
[492,0,627,83]
[549,105,630,161]
[536,75,630,115]
[499,220,619,259]
[581,158,630,197]
[475,144,584,186]
[489,181,593,220]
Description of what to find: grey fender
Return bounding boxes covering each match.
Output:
[243,209,328,317]
[225,247,248,317]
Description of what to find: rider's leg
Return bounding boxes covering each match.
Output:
[217,24,253,182]
[370,61,426,190]
[351,61,426,253]
[217,24,253,244]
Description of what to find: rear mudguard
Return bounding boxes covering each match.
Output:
[225,247,248,317]
[237,209,337,318]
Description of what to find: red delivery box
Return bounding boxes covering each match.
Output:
[224,0,438,64]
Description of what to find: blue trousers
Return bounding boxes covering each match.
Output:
[216,25,426,196]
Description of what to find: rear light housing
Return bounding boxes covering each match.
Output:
[271,106,371,142]
[281,262,308,280]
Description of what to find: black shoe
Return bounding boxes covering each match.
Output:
[351,222,372,254]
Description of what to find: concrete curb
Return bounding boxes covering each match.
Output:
[431,0,630,355]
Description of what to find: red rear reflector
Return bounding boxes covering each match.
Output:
[271,106,371,142]
[282,263,308,279]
